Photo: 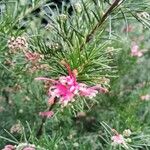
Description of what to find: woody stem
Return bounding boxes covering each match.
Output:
[80,0,122,50]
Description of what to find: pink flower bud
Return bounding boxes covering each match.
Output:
[39,111,54,118]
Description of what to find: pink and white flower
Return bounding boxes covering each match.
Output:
[24,51,41,62]
[131,43,143,57]
[111,134,125,144]
[2,145,15,150]
[35,62,108,106]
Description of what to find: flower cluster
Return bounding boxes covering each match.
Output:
[10,121,23,134]
[8,36,28,52]
[35,62,108,109]
[23,48,48,73]
[111,129,132,148]
[7,36,49,73]
[137,12,150,19]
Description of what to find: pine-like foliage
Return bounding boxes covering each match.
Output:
[0,0,150,149]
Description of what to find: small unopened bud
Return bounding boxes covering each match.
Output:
[60,60,67,66]
[7,36,28,52]
[123,129,132,137]
[126,138,132,143]
[59,14,68,21]
[19,109,23,113]
[10,122,23,134]
[137,12,149,19]
[111,129,118,135]
[100,77,110,85]
[73,142,79,147]
[72,69,78,77]
[0,106,5,112]
[76,112,86,118]
[74,3,82,13]
[50,43,61,50]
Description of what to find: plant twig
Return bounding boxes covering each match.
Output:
[36,98,56,138]
[80,0,122,50]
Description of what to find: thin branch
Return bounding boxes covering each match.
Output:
[36,98,57,138]
[80,0,122,50]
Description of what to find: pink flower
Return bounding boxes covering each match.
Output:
[2,145,15,150]
[24,51,41,62]
[111,134,125,144]
[131,43,143,57]
[39,111,54,118]
[35,63,79,106]
[79,84,108,98]
[35,62,108,106]
[49,76,78,106]
[141,94,150,101]
[79,84,98,98]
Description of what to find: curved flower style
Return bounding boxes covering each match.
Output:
[35,63,108,106]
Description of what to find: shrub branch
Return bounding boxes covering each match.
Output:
[36,98,57,138]
[80,0,122,50]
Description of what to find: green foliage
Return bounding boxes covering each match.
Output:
[0,0,150,149]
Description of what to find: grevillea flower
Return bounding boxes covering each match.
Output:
[39,111,54,118]
[8,36,28,50]
[111,129,129,149]
[131,43,143,57]
[2,145,15,150]
[24,51,41,62]
[35,62,108,106]
[111,134,125,144]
